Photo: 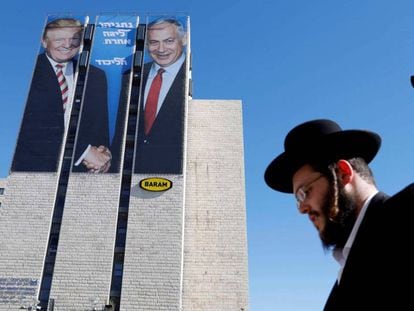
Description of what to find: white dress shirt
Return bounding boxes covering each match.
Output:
[46,55,75,127]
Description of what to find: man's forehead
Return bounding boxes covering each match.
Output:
[149,23,177,34]
[47,27,81,35]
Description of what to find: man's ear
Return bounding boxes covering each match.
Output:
[181,33,188,47]
[41,38,48,49]
[336,159,353,185]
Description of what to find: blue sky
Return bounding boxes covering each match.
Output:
[1,1,414,310]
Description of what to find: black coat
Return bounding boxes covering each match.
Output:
[72,62,109,172]
[324,184,414,310]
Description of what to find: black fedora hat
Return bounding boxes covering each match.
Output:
[264,119,381,193]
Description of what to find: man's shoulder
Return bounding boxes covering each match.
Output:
[87,64,107,81]
[143,61,153,74]
[35,53,51,70]
[387,183,414,203]
[88,64,105,74]
[37,52,48,62]
[383,183,414,217]
[144,61,153,69]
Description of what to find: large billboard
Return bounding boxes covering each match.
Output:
[133,15,189,175]
[72,15,138,173]
[11,14,189,176]
[11,15,87,172]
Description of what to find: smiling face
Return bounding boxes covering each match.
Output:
[42,26,82,63]
[147,22,186,67]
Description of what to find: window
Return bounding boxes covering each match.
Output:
[0,188,4,195]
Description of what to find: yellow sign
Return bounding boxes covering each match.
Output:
[139,177,173,192]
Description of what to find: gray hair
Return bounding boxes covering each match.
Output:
[148,17,186,39]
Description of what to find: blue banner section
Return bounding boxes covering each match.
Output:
[92,15,138,144]
[73,15,139,173]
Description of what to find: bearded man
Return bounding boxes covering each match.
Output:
[264,119,414,310]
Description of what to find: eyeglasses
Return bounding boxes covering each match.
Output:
[294,174,324,206]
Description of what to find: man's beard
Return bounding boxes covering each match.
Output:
[319,185,358,250]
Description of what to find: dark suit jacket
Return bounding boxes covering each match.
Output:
[324,184,414,310]
[134,60,186,174]
[12,53,108,172]
[107,68,134,174]
[72,62,109,172]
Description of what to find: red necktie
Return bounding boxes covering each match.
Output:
[144,68,165,135]
[56,64,69,110]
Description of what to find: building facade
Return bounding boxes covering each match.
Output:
[0,14,248,311]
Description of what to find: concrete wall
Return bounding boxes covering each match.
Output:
[121,175,185,310]
[49,174,120,310]
[0,174,57,309]
[182,99,249,311]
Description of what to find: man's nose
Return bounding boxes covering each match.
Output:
[158,42,166,52]
[297,201,310,214]
[62,39,71,47]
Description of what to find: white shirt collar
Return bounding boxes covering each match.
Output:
[46,54,66,69]
[45,54,74,76]
[333,191,378,283]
